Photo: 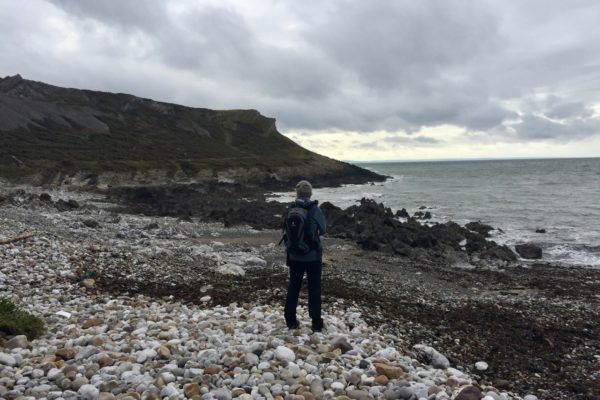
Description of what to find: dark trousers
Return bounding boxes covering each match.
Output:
[284,259,322,328]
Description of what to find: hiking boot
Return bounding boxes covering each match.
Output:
[287,321,300,330]
[311,318,324,333]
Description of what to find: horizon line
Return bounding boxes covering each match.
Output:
[345,156,600,164]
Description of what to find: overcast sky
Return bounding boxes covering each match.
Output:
[2,0,600,161]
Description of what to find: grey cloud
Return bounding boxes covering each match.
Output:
[302,0,502,92]
[159,8,257,72]
[47,0,166,31]
[2,0,600,144]
[512,114,600,141]
[383,135,439,145]
[505,93,600,142]
[544,101,592,120]
[513,115,568,140]
[453,103,519,131]
[48,1,339,101]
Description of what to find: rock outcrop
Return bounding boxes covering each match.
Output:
[321,198,517,263]
[0,74,385,187]
[515,243,543,259]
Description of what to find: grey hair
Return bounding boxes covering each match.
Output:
[295,180,313,198]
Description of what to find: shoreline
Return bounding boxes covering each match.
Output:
[1,187,599,399]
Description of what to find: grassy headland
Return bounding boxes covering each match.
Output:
[0,75,384,187]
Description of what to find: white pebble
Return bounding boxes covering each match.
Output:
[475,361,489,371]
[258,361,271,370]
[275,346,295,362]
[78,384,99,400]
[0,352,17,367]
[47,368,62,380]
[136,348,157,363]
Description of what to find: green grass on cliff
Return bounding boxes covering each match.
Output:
[0,115,314,181]
[0,77,382,185]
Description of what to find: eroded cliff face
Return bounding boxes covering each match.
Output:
[0,75,384,187]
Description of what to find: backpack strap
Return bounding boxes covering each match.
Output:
[305,203,319,248]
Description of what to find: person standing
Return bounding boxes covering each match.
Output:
[282,180,327,332]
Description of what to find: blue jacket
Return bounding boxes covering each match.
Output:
[286,197,327,263]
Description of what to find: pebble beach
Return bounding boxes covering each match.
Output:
[1,188,598,400]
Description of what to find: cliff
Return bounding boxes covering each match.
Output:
[0,75,384,187]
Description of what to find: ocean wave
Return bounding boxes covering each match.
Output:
[544,244,600,267]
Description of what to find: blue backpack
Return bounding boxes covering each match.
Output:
[282,201,318,255]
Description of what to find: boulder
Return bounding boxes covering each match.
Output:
[515,244,542,259]
[320,201,345,221]
[55,348,77,360]
[82,318,104,329]
[395,208,409,218]
[465,233,487,253]
[184,383,201,398]
[413,344,450,368]
[330,336,353,354]
[374,363,405,379]
[454,386,483,400]
[55,199,80,211]
[413,232,436,248]
[78,384,99,400]
[0,352,17,366]
[4,335,28,349]
[465,221,494,237]
[480,244,517,261]
[391,239,412,257]
[39,193,52,202]
[82,219,100,228]
[429,222,466,249]
[275,346,295,362]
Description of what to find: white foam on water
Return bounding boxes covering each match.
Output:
[544,244,600,267]
[360,192,383,199]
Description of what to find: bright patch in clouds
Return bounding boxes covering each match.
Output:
[1,0,600,160]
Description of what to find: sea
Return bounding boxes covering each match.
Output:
[270,158,600,267]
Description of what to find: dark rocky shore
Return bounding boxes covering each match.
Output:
[106,184,521,268]
[1,185,599,400]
